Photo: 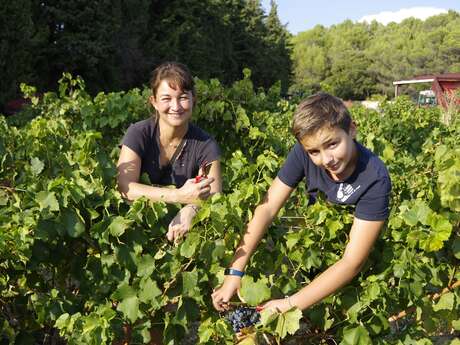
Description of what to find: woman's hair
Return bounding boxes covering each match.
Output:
[292,92,352,141]
[149,62,195,99]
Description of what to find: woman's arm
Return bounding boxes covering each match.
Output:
[205,159,222,195]
[117,145,214,204]
[166,159,222,243]
[262,218,385,312]
[211,177,294,310]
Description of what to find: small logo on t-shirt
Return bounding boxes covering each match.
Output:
[337,183,361,202]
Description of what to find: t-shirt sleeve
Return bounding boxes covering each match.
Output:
[121,123,145,157]
[355,176,391,221]
[197,138,221,167]
[277,143,306,188]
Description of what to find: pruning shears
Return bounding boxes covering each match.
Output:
[194,161,212,183]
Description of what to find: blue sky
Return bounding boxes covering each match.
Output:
[261,0,460,34]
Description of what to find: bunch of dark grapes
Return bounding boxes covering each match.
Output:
[226,307,260,333]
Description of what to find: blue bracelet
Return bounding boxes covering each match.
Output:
[224,268,245,277]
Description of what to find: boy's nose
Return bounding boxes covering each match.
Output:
[322,153,334,167]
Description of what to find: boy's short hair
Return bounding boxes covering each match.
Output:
[292,92,352,141]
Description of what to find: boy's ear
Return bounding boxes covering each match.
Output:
[349,121,357,138]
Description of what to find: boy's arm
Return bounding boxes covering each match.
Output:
[262,217,384,312]
[211,177,294,311]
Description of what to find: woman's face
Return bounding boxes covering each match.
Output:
[150,79,194,128]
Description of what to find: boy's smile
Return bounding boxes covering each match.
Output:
[299,124,358,181]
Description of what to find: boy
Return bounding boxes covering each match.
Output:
[212,92,391,313]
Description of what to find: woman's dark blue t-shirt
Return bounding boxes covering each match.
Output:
[121,118,220,188]
[277,141,391,221]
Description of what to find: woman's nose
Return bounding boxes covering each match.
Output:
[170,98,182,111]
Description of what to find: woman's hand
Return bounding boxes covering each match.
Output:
[166,205,197,244]
[178,177,215,204]
[211,275,242,311]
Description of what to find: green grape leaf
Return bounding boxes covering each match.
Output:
[326,218,343,239]
[452,320,460,331]
[180,231,200,258]
[197,318,215,343]
[117,295,140,323]
[433,292,454,311]
[182,270,202,301]
[81,315,100,335]
[260,308,302,339]
[113,283,140,323]
[61,208,85,238]
[36,191,60,211]
[340,325,371,345]
[382,144,395,161]
[55,313,70,329]
[136,254,156,277]
[108,216,132,237]
[30,157,45,175]
[240,276,270,306]
[138,277,161,308]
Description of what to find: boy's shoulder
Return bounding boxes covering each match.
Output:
[355,141,390,181]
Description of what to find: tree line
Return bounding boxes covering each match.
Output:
[0,0,292,111]
[2,1,459,111]
[291,10,460,100]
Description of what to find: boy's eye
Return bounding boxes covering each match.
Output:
[160,97,171,102]
[328,142,338,148]
[308,150,319,156]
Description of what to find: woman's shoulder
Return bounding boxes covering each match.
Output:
[129,118,156,132]
[187,123,216,142]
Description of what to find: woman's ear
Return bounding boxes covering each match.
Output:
[349,121,357,138]
[149,95,158,111]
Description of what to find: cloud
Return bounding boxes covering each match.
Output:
[359,7,448,25]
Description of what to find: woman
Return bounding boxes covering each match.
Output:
[117,62,222,243]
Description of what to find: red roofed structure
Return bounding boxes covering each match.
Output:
[393,73,460,109]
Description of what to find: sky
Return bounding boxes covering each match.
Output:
[261,0,460,34]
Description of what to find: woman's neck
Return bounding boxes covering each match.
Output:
[158,120,189,146]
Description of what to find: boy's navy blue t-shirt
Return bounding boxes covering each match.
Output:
[277,141,391,221]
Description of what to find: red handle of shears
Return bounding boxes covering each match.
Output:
[195,161,211,183]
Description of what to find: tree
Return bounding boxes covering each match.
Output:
[0,0,42,109]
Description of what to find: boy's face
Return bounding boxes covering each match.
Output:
[299,124,358,181]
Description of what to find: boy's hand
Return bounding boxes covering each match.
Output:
[258,298,291,314]
[211,275,242,311]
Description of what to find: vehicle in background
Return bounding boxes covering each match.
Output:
[418,90,437,106]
